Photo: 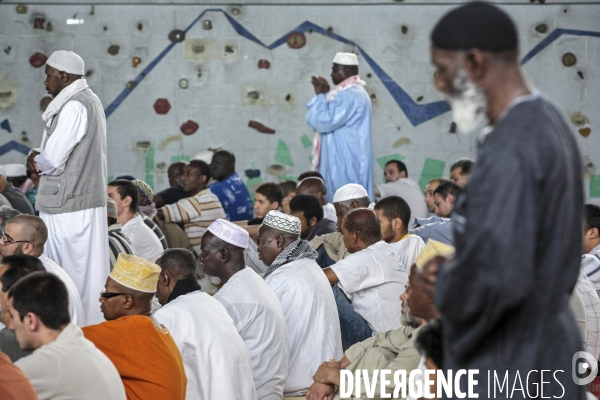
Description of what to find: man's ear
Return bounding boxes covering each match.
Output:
[161,270,171,287]
[275,234,284,250]
[27,312,39,332]
[590,227,600,240]
[22,243,35,256]
[308,216,317,228]
[399,171,407,179]
[123,195,132,210]
[59,71,69,83]
[392,217,403,232]
[123,295,134,310]
[220,247,231,263]
[271,201,280,211]
[351,231,358,244]
[464,49,487,83]
[448,194,456,206]
[200,175,208,184]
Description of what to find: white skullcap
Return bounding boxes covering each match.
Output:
[0,165,5,177]
[261,210,301,236]
[3,164,27,178]
[333,184,369,203]
[333,52,359,66]
[46,50,85,75]
[207,219,249,249]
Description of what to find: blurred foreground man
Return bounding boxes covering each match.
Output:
[27,50,108,325]
[423,2,585,398]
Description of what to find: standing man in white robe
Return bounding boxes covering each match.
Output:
[202,219,289,400]
[154,248,257,400]
[26,51,108,325]
[257,211,343,397]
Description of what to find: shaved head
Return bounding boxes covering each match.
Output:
[296,177,327,205]
[156,248,197,280]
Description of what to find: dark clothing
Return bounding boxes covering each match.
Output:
[247,217,263,226]
[332,284,372,351]
[306,218,338,241]
[0,328,32,362]
[142,215,168,250]
[315,245,336,269]
[154,185,191,206]
[167,278,201,303]
[1,184,34,215]
[436,96,585,398]
[108,224,137,271]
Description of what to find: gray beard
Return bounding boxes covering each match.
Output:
[447,69,488,134]
[401,303,421,328]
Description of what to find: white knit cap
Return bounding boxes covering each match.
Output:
[0,165,5,177]
[46,50,85,75]
[333,183,369,203]
[3,164,27,178]
[261,210,301,236]
[333,52,359,66]
[207,219,249,249]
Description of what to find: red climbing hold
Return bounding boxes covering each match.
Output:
[258,60,270,69]
[248,121,275,134]
[180,120,199,135]
[153,99,171,115]
[29,52,47,68]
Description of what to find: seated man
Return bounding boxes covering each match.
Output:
[258,211,343,396]
[203,220,288,399]
[374,196,425,271]
[307,261,440,399]
[423,178,449,215]
[450,158,474,188]
[158,160,226,255]
[375,160,427,226]
[131,179,168,250]
[108,179,163,262]
[0,206,20,234]
[295,177,337,222]
[0,165,34,215]
[10,272,126,400]
[0,255,45,362]
[209,150,253,221]
[289,194,337,241]
[152,161,192,208]
[278,180,296,215]
[154,248,257,400]
[309,183,371,268]
[582,203,600,295]
[107,197,137,271]
[1,215,85,326]
[324,209,407,350]
[83,254,186,400]
[249,182,283,225]
[410,182,461,246]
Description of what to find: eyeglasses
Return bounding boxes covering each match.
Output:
[99,290,130,299]
[0,234,32,247]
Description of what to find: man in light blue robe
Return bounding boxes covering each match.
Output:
[306,52,374,203]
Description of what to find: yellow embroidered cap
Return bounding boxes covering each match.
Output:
[109,254,161,293]
[414,239,455,269]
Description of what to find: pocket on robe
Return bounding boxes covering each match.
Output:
[38,177,65,208]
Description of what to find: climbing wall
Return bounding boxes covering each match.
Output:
[0,1,599,201]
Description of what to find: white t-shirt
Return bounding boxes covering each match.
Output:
[214,267,289,400]
[265,257,343,396]
[121,214,163,262]
[376,178,428,227]
[331,241,407,333]
[390,234,425,273]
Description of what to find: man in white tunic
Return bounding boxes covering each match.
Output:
[26,51,108,325]
[203,219,289,400]
[324,209,408,350]
[0,215,85,326]
[257,211,343,397]
[154,248,257,400]
[374,196,425,272]
[9,272,126,400]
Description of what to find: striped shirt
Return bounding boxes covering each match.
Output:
[108,224,138,271]
[582,244,600,297]
[142,215,168,250]
[162,189,226,255]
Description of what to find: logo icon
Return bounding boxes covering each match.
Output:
[572,351,598,385]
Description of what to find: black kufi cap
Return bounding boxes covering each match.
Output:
[431,1,518,52]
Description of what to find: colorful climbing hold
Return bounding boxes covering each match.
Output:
[29,52,47,68]
[180,120,199,135]
[153,99,171,115]
[0,119,12,133]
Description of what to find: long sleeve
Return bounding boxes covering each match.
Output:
[436,142,537,361]
[345,326,414,363]
[35,101,88,176]
[16,351,60,398]
[306,92,358,133]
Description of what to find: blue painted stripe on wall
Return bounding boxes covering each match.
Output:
[103,8,600,127]
[0,140,31,157]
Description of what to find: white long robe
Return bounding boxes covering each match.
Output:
[265,258,343,396]
[154,290,257,400]
[35,100,108,326]
[40,254,86,327]
[214,267,289,400]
